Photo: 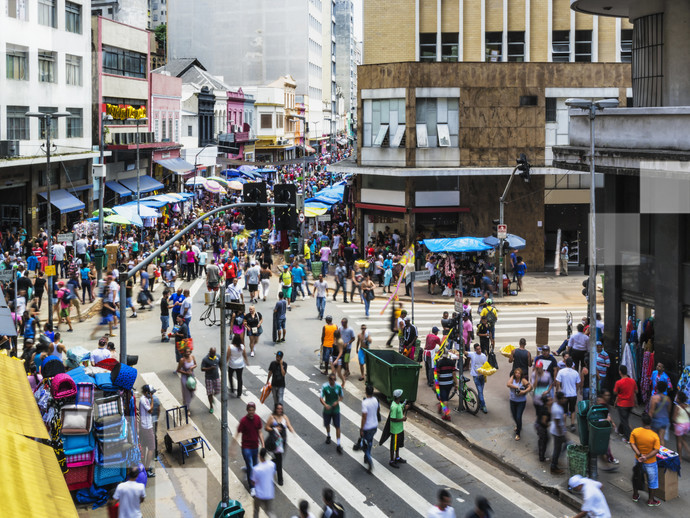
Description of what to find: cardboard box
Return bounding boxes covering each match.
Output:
[657,467,678,501]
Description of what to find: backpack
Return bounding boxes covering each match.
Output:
[327,502,345,518]
[484,306,497,326]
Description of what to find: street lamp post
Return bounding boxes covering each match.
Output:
[126,117,148,225]
[565,97,619,480]
[26,110,72,326]
[97,113,113,280]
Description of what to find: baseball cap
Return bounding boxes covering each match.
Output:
[284,265,288,269]
[432,326,439,333]
[404,316,411,322]
[569,475,584,489]
[141,384,156,395]
[393,389,403,398]
[276,351,284,358]
[486,298,493,304]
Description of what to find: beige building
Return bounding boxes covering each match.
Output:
[363,0,632,65]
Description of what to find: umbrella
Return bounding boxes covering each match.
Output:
[185,176,207,187]
[206,175,229,187]
[104,214,140,226]
[114,204,160,219]
[227,180,244,191]
[91,208,114,216]
[483,234,527,250]
[204,180,227,194]
[420,237,492,253]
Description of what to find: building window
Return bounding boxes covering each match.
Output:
[168,119,173,140]
[419,33,436,62]
[6,45,28,80]
[485,32,502,61]
[102,46,147,78]
[416,98,459,148]
[552,31,570,62]
[632,13,664,108]
[545,97,557,123]
[65,54,82,86]
[161,116,167,140]
[38,51,56,83]
[276,113,284,129]
[65,1,82,34]
[575,30,592,62]
[7,0,28,20]
[621,29,633,63]
[6,106,29,140]
[508,32,525,62]
[260,113,272,129]
[187,125,193,137]
[174,117,179,142]
[154,118,159,141]
[38,107,58,139]
[38,0,56,28]
[441,33,458,62]
[66,108,83,138]
[362,98,406,147]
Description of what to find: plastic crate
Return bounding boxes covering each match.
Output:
[65,450,95,491]
[94,464,127,487]
[567,444,589,478]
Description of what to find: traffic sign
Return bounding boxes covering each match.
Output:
[497,224,507,239]
[454,289,463,312]
[57,232,74,243]
[406,270,430,283]
[298,212,305,223]
[0,270,14,282]
[44,265,56,276]
[316,214,331,222]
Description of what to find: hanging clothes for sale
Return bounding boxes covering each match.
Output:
[621,343,636,381]
[641,351,654,406]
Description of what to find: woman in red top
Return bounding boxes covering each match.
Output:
[613,364,638,441]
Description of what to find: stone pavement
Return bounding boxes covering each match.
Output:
[411,351,689,514]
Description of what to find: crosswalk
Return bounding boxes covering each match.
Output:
[142,360,567,518]
[329,299,589,347]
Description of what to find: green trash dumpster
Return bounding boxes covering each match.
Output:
[363,349,421,403]
[93,248,107,270]
[214,500,244,517]
[577,400,590,446]
[587,404,612,456]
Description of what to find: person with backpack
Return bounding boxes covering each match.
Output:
[322,487,345,518]
[479,300,498,349]
[56,281,74,332]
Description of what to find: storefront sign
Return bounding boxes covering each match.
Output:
[104,103,147,121]
[454,289,463,313]
[316,214,331,222]
[0,270,14,282]
[57,233,74,243]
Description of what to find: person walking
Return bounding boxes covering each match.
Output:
[509,338,532,378]
[320,316,337,375]
[424,327,442,387]
[476,315,491,356]
[320,373,344,454]
[338,318,356,378]
[313,273,329,320]
[235,402,264,497]
[250,448,276,518]
[361,273,376,317]
[550,391,568,475]
[360,384,380,473]
[436,349,457,421]
[227,334,249,398]
[506,368,531,441]
[535,393,553,463]
[332,261,348,303]
[279,266,293,311]
[568,475,611,518]
[265,403,295,486]
[531,360,554,412]
[356,324,371,381]
[331,330,347,388]
[388,388,409,468]
[385,304,405,348]
[159,289,171,343]
[466,343,488,414]
[177,346,197,418]
[246,261,261,303]
[244,306,263,358]
[567,324,589,372]
[630,413,662,507]
[350,263,364,303]
[401,317,418,360]
[292,500,316,518]
[649,381,672,446]
[427,488,456,518]
[672,391,690,458]
[321,488,345,518]
[139,385,157,478]
[559,242,569,276]
[273,292,288,343]
[595,341,610,392]
[614,364,638,442]
[259,263,272,302]
[111,466,146,518]
[200,347,221,413]
[205,259,221,293]
[555,357,581,432]
[479,300,498,349]
[266,351,288,407]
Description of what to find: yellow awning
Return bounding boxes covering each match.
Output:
[0,354,49,439]
[0,428,78,518]
[305,206,328,217]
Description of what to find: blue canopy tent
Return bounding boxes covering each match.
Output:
[483,234,526,250]
[238,165,258,173]
[221,169,242,178]
[420,237,492,253]
[307,182,346,205]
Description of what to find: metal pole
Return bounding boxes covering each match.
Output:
[119,272,128,364]
[46,115,54,327]
[588,107,598,480]
[498,165,519,298]
[98,113,105,280]
[219,285,229,506]
[299,145,306,256]
[136,120,141,223]
[410,271,415,324]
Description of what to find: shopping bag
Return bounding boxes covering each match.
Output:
[500,344,516,358]
[477,361,497,377]
[259,383,272,404]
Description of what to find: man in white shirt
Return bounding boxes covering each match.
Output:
[75,236,88,263]
[250,448,276,517]
[426,488,456,518]
[465,343,488,413]
[567,323,589,371]
[91,336,110,365]
[246,261,261,303]
[111,467,146,518]
[360,384,379,472]
[181,289,192,327]
[568,475,611,518]
[555,357,581,430]
[52,242,66,277]
[227,277,244,304]
[139,385,156,478]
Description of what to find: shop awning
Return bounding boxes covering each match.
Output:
[118,175,164,194]
[105,181,133,196]
[0,355,49,439]
[37,189,85,214]
[420,237,492,253]
[155,157,195,175]
[305,205,328,217]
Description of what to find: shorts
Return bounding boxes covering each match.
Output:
[277,317,286,330]
[248,283,258,292]
[343,351,351,364]
[565,396,578,415]
[282,287,292,299]
[651,417,670,431]
[160,315,170,331]
[323,412,341,429]
[358,348,366,365]
[674,422,690,436]
[205,377,221,396]
[60,308,70,318]
[207,282,219,292]
[642,461,659,489]
[391,431,405,449]
[139,426,155,451]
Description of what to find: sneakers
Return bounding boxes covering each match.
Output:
[336,445,343,455]
[209,408,214,414]
[647,500,661,507]
[395,457,406,464]
[550,467,564,475]
[146,469,156,478]
[250,351,255,357]
[250,488,256,497]
[632,495,639,503]
[442,415,452,422]
[325,436,332,445]
[481,407,488,414]
[389,460,399,468]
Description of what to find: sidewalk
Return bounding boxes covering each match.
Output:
[411,353,689,514]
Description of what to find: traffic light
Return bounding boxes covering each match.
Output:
[582,278,590,300]
[274,183,298,230]
[242,182,268,230]
[517,153,531,182]
[492,219,500,238]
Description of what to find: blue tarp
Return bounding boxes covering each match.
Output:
[307,181,346,205]
[305,201,333,210]
[420,237,492,253]
[38,189,85,214]
[221,169,242,178]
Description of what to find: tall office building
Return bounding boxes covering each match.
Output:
[167,0,333,147]
[335,0,357,114]
[363,0,632,65]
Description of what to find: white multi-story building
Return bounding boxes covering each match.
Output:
[0,0,97,235]
[149,0,166,28]
[167,0,334,152]
[91,0,148,29]
[335,0,355,114]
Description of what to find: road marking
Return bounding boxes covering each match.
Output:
[190,277,205,299]
[246,365,434,516]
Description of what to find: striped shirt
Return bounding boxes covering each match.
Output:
[436,357,456,386]
[596,350,610,377]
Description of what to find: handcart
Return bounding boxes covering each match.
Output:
[163,405,210,464]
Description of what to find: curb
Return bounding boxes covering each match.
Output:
[411,402,582,511]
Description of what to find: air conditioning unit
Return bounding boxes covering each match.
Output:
[0,140,20,158]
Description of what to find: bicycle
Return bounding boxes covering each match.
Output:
[450,374,480,415]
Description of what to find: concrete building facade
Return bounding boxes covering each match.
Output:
[335,0,357,114]
[0,0,98,235]
[91,0,148,29]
